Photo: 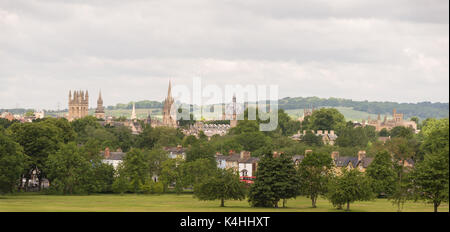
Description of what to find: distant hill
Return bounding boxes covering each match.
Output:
[277,97,449,120]
[3,97,448,121]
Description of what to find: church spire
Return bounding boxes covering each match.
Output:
[131,102,137,120]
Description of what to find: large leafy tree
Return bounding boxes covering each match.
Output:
[0,131,29,194]
[160,158,185,194]
[186,141,215,162]
[385,137,416,211]
[336,126,370,148]
[194,168,246,207]
[327,168,374,211]
[119,148,151,193]
[411,118,449,212]
[46,142,93,194]
[297,152,334,208]
[8,121,63,190]
[411,151,449,212]
[248,152,299,208]
[309,108,345,131]
[390,126,414,139]
[365,150,397,197]
[181,158,217,189]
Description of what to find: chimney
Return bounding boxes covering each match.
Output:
[358,151,366,161]
[240,151,251,159]
[104,147,110,159]
[305,150,313,155]
[330,130,335,135]
[331,151,339,160]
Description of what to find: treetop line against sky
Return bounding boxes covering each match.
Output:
[0,0,448,110]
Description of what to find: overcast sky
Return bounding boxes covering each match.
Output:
[0,0,448,110]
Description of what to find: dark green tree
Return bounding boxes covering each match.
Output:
[327,168,374,211]
[297,152,334,208]
[0,132,29,194]
[309,108,345,131]
[248,152,299,208]
[194,168,246,207]
[365,150,397,197]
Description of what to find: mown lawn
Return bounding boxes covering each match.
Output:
[0,193,448,212]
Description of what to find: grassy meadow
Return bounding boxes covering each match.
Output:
[0,193,447,212]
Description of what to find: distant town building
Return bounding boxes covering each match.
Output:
[0,111,15,121]
[298,105,316,122]
[182,122,231,138]
[95,90,105,120]
[291,130,338,145]
[363,109,417,132]
[67,90,89,121]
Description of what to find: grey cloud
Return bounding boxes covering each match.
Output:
[0,0,448,109]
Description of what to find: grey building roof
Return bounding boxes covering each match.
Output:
[100,151,127,160]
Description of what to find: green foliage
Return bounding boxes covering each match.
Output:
[365,151,397,196]
[277,96,448,119]
[194,168,246,207]
[0,132,29,194]
[297,152,334,208]
[301,131,323,146]
[0,118,20,129]
[309,108,346,131]
[186,141,215,162]
[8,121,64,185]
[336,125,375,148]
[45,143,93,194]
[136,126,182,149]
[411,151,449,212]
[411,119,449,212]
[327,168,374,211]
[160,158,184,194]
[390,126,414,139]
[420,118,449,155]
[120,148,151,193]
[248,153,299,208]
[378,128,390,137]
[181,158,217,189]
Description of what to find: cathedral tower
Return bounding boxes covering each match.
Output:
[68,90,89,121]
[162,80,177,127]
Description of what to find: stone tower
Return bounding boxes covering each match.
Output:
[162,80,177,127]
[94,90,105,119]
[68,90,89,121]
[230,94,238,128]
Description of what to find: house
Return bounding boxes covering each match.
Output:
[331,151,374,174]
[164,145,187,160]
[291,130,338,145]
[216,150,259,177]
[101,147,126,169]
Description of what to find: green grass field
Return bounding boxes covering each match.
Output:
[0,194,447,212]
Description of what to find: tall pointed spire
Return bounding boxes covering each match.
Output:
[131,102,137,120]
